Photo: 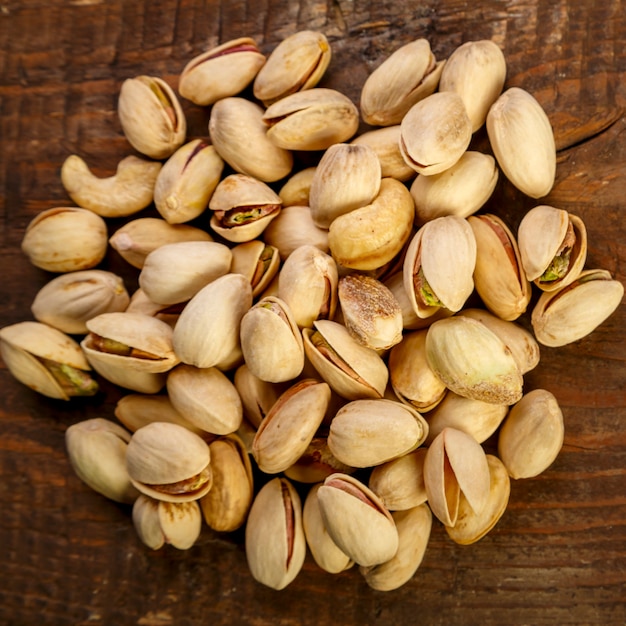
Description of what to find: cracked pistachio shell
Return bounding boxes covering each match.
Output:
[468,213,531,321]
[200,434,254,532]
[263,88,360,151]
[133,495,202,550]
[61,154,162,218]
[423,427,491,527]
[109,217,213,270]
[283,437,356,484]
[411,151,498,224]
[360,38,444,126]
[317,473,399,567]
[22,207,107,273]
[328,178,415,271]
[230,240,280,298]
[425,391,508,445]
[139,241,232,306]
[277,245,338,328]
[118,75,186,159]
[369,448,428,511]
[531,268,624,347]
[328,398,428,468]
[233,363,287,429]
[209,97,293,183]
[240,296,304,383]
[126,422,212,503]
[31,269,129,335]
[125,289,182,328]
[278,166,317,207]
[446,454,510,545]
[245,477,306,590]
[303,319,389,401]
[425,316,523,405]
[166,364,243,436]
[253,30,331,106]
[65,418,139,504]
[309,143,382,229]
[400,91,472,176]
[154,140,224,224]
[498,389,564,479]
[360,503,432,591]
[388,329,447,412]
[303,483,353,574]
[0,321,97,400]
[439,40,507,132]
[486,87,556,198]
[517,205,587,292]
[252,379,331,474]
[403,215,477,318]
[172,273,253,370]
[179,37,266,106]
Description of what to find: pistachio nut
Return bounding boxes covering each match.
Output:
[21,207,108,273]
[209,97,293,182]
[360,503,432,591]
[126,421,212,503]
[278,167,317,207]
[31,269,129,335]
[65,418,138,504]
[230,240,280,298]
[179,37,266,106]
[531,268,624,347]
[233,363,287,429]
[245,477,306,590]
[283,437,356,484]
[360,38,444,126]
[316,473,399,567]
[423,427,491,526]
[0,321,97,400]
[153,140,224,224]
[61,154,162,218]
[486,87,556,198]
[253,30,331,105]
[132,494,202,550]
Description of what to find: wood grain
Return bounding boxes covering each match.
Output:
[1,0,625,624]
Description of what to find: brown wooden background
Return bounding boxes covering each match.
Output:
[1,0,625,624]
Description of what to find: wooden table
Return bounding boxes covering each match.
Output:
[1,1,625,624]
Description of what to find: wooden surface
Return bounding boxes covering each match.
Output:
[1,0,625,624]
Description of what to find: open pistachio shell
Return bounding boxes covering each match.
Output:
[230,241,280,298]
[233,363,287,429]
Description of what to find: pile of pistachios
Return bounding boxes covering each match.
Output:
[1,31,624,592]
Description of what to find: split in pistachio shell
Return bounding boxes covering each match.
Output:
[133,495,202,550]
[423,427,491,527]
[109,217,213,270]
[468,213,532,321]
[233,363,287,429]
[360,503,432,591]
[403,215,477,318]
[498,389,564,479]
[439,39,507,132]
[278,167,317,207]
[360,38,444,126]
[21,207,108,273]
[209,97,293,183]
[230,240,280,298]
[31,269,130,335]
[245,477,306,590]
[445,454,510,545]
[0,321,97,400]
[139,241,232,306]
[400,91,472,176]
[309,143,382,229]
[253,30,331,105]
[153,140,224,224]
[283,437,356,484]
[179,37,266,106]
[61,154,162,218]
[263,88,360,151]
[316,473,399,567]
[486,87,556,198]
[126,421,212,503]
[65,418,138,504]
[118,75,186,159]
[517,205,587,292]
[531,268,624,347]
[125,289,183,329]
[411,151,499,225]
[425,316,523,405]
